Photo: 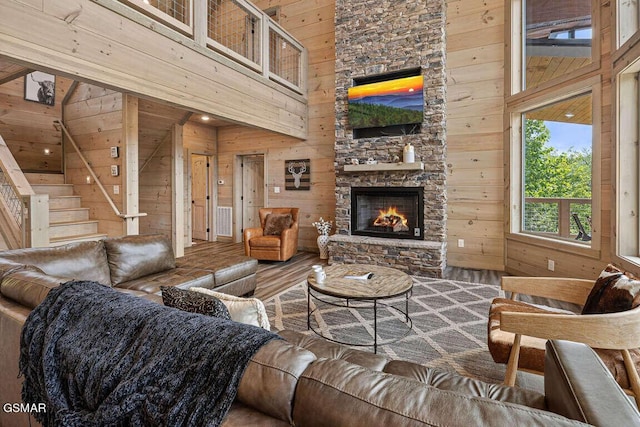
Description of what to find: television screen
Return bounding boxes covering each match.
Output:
[348,75,423,130]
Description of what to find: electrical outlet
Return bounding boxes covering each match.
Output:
[547,259,555,271]
[457,239,465,248]
[110,165,119,176]
[113,185,120,195]
[110,146,119,158]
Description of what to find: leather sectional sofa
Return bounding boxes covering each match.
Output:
[0,236,639,425]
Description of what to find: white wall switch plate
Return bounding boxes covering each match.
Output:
[110,165,119,176]
[547,259,555,271]
[113,185,120,195]
[110,146,119,158]
[457,239,465,248]
[274,186,280,193]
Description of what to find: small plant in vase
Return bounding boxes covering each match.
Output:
[312,217,332,260]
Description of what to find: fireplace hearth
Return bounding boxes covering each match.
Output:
[351,187,424,240]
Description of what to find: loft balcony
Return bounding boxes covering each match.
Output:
[0,0,308,139]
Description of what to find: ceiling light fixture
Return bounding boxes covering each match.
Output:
[565,112,575,118]
[201,115,210,121]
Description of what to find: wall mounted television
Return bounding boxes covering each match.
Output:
[348,74,424,131]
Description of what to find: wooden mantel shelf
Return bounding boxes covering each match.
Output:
[343,162,424,172]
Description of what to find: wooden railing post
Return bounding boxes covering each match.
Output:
[24,194,49,248]
[558,199,571,238]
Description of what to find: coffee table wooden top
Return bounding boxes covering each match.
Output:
[307,264,412,300]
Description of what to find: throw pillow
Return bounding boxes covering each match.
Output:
[263,213,293,236]
[582,264,640,314]
[190,287,270,330]
[161,286,231,320]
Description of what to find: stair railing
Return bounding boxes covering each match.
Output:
[0,135,49,248]
[55,120,146,220]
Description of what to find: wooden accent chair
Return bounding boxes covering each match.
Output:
[243,208,299,262]
[488,276,640,406]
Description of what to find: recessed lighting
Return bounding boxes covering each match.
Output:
[565,112,575,118]
[201,115,210,121]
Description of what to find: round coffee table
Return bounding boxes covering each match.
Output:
[307,264,413,353]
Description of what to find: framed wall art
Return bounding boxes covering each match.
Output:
[24,71,56,106]
[285,159,310,190]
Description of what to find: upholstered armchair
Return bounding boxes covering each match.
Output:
[243,208,299,262]
[488,273,640,406]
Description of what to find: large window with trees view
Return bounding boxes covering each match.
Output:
[522,93,593,243]
[508,0,599,250]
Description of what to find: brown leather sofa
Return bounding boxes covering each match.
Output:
[243,207,299,261]
[0,234,257,297]
[1,296,638,427]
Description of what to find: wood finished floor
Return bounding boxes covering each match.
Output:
[185,241,506,300]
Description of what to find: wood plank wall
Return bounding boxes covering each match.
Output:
[63,82,124,237]
[139,110,217,244]
[445,0,506,271]
[216,0,335,252]
[0,75,72,173]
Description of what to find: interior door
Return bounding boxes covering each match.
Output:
[242,154,265,231]
[191,154,208,240]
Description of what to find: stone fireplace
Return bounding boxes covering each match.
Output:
[329,0,447,277]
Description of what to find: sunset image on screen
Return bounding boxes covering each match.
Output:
[348,75,423,129]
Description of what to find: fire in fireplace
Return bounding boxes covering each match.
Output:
[351,187,424,240]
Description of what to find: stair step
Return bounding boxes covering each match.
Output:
[49,233,108,247]
[25,173,65,185]
[49,220,99,239]
[31,184,74,197]
[49,208,90,223]
[49,196,82,209]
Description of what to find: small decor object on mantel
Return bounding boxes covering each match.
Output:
[312,217,332,259]
[403,142,415,163]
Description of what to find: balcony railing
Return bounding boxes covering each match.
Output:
[120,0,306,94]
[523,197,592,242]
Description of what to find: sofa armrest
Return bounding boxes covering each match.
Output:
[545,340,640,426]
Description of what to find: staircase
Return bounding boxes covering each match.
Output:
[26,174,107,247]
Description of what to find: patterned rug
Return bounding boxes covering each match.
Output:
[263,276,507,384]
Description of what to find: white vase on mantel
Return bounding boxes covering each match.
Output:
[317,234,330,260]
[403,142,415,163]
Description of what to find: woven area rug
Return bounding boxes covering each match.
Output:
[263,276,507,384]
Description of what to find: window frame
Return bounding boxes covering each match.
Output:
[506,0,602,258]
[507,76,601,256]
[613,18,640,269]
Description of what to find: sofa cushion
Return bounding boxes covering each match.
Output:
[263,214,292,236]
[191,287,270,329]
[0,241,110,285]
[0,268,71,309]
[582,264,640,314]
[104,234,175,286]
[161,286,231,320]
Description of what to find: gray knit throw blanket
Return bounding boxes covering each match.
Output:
[19,281,279,426]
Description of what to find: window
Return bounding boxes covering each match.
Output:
[521,93,593,244]
[524,0,593,90]
[615,62,640,261]
[508,0,600,251]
